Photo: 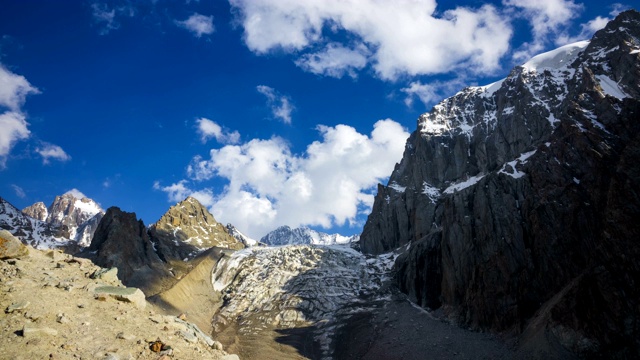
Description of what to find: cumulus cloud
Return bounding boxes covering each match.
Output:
[36,142,71,164]
[256,85,294,124]
[0,111,30,168]
[0,65,39,111]
[11,184,26,198]
[158,119,409,239]
[230,0,513,80]
[504,0,583,61]
[176,13,215,37]
[196,118,240,144]
[64,188,87,199]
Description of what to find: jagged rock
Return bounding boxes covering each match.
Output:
[87,207,171,294]
[226,223,258,246]
[0,230,29,259]
[94,286,146,309]
[360,10,640,358]
[149,197,244,262]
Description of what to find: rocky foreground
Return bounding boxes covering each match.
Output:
[0,230,239,360]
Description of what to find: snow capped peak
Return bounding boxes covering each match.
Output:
[260,225,358,246]
[522,40,590,72]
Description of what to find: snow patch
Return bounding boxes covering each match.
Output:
[522,41,589,71]
[499,150,537,179]
[595,74,629,100]
[422,182,440,203]
[388,182,406,193]
[443,174,486,194]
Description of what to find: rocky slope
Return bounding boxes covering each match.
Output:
[360,10,640,358]
[260,225,359,246]
[0,230,237,360]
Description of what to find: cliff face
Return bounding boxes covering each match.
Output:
[360,10,640,356]
[89,207,171,294]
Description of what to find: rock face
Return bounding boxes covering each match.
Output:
[22,202,48,221]
[149,197,243,261]
[261,225,359,246]
[360,10,640,357]
[88,207,170,293]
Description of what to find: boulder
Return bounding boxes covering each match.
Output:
[0,230,29,259]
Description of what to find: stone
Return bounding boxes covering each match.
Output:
[91,267,119,284]
[177,330,197,343]
[116,332,135,341]
[211,340,224,351]
[0,230,29,260]
[6,301,30,313]
[22,325,58,338]
[221,355,240,360]
[56,313,70,324]
[94,286,146,309]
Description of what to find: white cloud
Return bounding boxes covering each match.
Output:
[230,0,513,80]
[11,184,26,198]
[36,142,71,164]
[503,0,583,61]
[557,4,628,45]
[0,65,39,112]
[0,111,30,168]
[256,85,294,124]
[196,118,240,144]
[176,13,215,37]
[64,188,87,199]
[160,119,409,239]
[295,43,370,78]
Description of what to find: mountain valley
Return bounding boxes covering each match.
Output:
[1,10,639,360]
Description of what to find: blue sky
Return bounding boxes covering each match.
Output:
[0,0,629,239]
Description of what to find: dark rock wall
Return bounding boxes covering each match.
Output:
[360,10,640,356]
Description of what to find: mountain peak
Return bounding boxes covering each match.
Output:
[150,198,244,257]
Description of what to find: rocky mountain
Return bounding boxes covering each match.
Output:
[0,197,68,248]
[148,197,244,262]
[225,223,258,247]
[21,201,47,221]
[42,193,104,246]
[260,225,359,246]
[361,10,640,358]
[2,192,105,249]
[87,206,172,296]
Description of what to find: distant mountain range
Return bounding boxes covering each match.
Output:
[260,225,359,246]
